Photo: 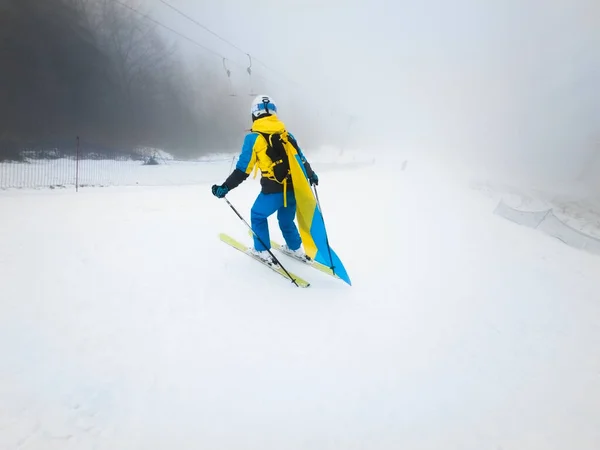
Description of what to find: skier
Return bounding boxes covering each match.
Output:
[211,95,319,264]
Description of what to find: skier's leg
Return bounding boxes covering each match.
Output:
[250,192,283,251]
[277,191,302,251]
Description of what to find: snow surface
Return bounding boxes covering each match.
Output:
[1,155,600,450]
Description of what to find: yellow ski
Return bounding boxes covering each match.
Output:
[247,230,340,279]
[219,233,310,288]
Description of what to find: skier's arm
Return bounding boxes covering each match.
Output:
[211,134,259,198]
[222,134,259,190]
[289,133,318,185]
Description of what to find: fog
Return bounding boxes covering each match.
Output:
[160,0,597,187]
[1,0,598,190]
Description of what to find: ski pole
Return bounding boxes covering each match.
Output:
[222,196,300,287]
[312,185,336,275]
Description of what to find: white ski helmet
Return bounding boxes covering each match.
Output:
[251,95,278,119]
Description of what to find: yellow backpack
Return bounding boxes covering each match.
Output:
[253,130,294,205]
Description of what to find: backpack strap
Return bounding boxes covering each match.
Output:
[250,131,267,180]
[275,132,290,207]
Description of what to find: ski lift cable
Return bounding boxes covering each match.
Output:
[110,0,283,88]
[156,0,303,88]
[110,0,346,116]
[158,0,248,56]
[111,0,224,60]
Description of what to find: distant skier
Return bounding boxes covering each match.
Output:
[211,95,319,263]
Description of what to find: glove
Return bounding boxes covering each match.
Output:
[309,172,319,186]
[211,184,229,198]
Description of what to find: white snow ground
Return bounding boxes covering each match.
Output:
[1,155,600,450]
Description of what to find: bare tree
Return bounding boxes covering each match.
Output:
[0,0,271,161]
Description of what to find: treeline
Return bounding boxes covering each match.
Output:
[0,0,259,161]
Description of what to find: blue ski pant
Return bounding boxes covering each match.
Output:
[251,191,301,252]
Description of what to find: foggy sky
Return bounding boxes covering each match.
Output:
[150,0,599,185]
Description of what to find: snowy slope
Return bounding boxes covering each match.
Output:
[1,155,599,450]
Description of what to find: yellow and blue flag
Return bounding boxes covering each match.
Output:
[286,139,351,286]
